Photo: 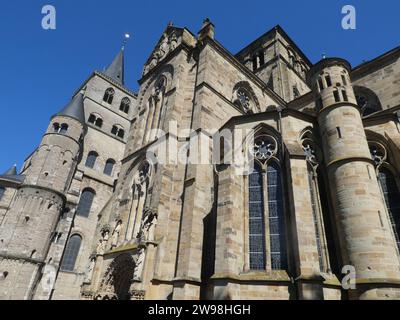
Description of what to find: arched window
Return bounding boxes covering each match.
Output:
[378,168,400,251]
[88,114,103,128]
[53,122,60,132]
[85,151,98,169]
[111,125,125,139]
[248,163,266,270]
[53,123,68,134]
[0,187,5,201]
[119,97,130,113]
[267,161,287,270]
[60,123,69,134]
[60,234,82,271]
[103,88,115,104]
[76,189,96,218]
[247,134,288,271]
[355,86,383,117]
[325,75,332,87]
[333,88,340,102]
[103,159,116,176]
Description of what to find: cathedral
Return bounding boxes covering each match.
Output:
[1,19,400,300]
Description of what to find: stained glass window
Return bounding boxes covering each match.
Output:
[248,163,266,270]
[267,162,287,270]
[60,234,82,271]
[378,168,400,251]
[76,189,95,218]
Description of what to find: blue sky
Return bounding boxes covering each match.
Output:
[0,0,399,172]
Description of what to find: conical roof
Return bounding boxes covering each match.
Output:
[0,165,25,184]
[3,165,17,176]
[56,93,85,123]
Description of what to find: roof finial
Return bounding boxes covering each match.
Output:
[122,33,131,50]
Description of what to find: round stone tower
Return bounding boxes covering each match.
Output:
[308,59,400,300]
[0,94,86,299]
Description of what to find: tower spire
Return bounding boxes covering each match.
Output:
[104,34,129,85]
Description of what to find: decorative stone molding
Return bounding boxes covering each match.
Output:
[130,289,145,300]
[143,30,181,77]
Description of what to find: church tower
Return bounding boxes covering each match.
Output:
[0,94,85,299]
[308,58,400,299]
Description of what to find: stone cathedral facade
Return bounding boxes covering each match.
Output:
[1,20,400,300]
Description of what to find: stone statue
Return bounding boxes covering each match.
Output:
[137,209,158,242]
[96,229,109,255]
[169,32,178,51]
[111,221,122,248]
[84,257,96,283]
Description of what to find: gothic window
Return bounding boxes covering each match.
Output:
[248,163,266,270]
[88,114,103,128]
[60,234,82,271]
[355,86,382,117]
[234,88,251,113]
[120,98,131,114]
[267,162,287,270]
[0,187,5,201]
[378,168,400,251]
[111,125,125,139]
[104,159,116,176]
[76,188,96,218]
[247,134,288,271]
[252,135,277,161]
[85,151,98,169]
[103,88,115,104]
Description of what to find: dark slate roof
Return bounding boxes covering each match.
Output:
[103,49,125,85]
[0,165,25,184]
[55,93,85,123]
[3,165,17,176]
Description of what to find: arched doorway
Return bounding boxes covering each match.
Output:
[97,253,136,300]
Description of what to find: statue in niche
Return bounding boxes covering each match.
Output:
[157,35,169,60]
[96,229,110,255]
[111,220,122,248]
[136,208,158,242]
[169,32,178,51]
[84,257,96,283]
